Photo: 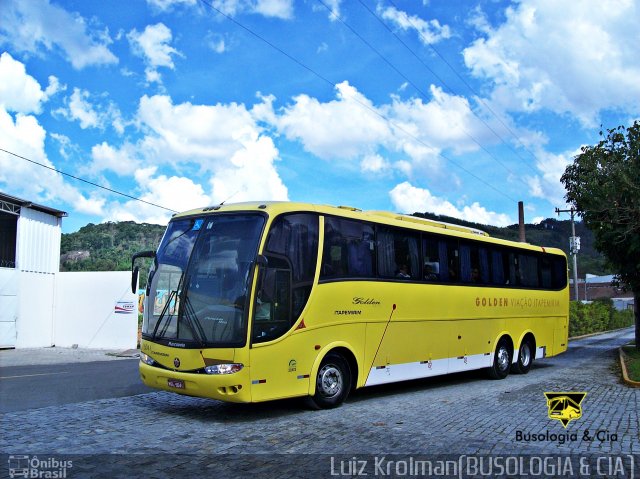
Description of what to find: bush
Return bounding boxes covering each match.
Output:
[569,301,635,337]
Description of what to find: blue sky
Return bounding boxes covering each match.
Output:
[1,0,639,233]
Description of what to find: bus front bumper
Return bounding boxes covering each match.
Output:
[139,361,252,403]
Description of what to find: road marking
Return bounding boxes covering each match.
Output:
[0,372,69,380]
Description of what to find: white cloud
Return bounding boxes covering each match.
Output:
[0,109,105,215]
[360,154,391,174]
[90,142,140,175]
[0,52,47,114]
[268,81,489,176]
[208,35,227,54]
[463,0,640,125]
[0,0,117,69]
[147,0,293,18]
[273,81,391,160]
[377,5,451,44]
[319,0,342,20]
[526,148,577,208]
[389,181,512,226]
[54,88,126,133]
[146,0,197,11]
[254,0,293,19]
[209,136,288,203]
[104,166,210,224]
[0,56,105,215]
[128,23,182,84]
[93,93,289,216]
[137,94,260,164]
[388,85,486,155]
[67,88,100,129]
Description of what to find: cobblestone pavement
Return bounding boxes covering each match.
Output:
[1,329,638,478]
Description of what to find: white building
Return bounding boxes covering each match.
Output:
[0,192,66,348]
[0,191,138,350]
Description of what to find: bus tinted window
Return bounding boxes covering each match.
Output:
[321,217,375,280]
[423,236,459,283]
[517,254,540,288]
[444,239,460,283]
[422,235,441,281]
[377,227,420,280]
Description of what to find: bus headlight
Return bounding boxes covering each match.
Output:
[140,352,156,366]
[204,363,243,375]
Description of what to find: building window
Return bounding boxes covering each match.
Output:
[0,212,17,268]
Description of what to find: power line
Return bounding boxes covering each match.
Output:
[381,0,540,174]
[0,148,178,213]
[317,0,528,187]
[198,0,517,203]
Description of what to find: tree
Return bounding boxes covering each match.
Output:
[561,122,640,349]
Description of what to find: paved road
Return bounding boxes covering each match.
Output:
[1,329,638,478]
[0,359,151,413]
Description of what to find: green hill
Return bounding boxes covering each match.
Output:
[59,215,613,281]
[60,221,166,284]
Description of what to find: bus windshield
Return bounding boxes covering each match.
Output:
[143,214,265,347]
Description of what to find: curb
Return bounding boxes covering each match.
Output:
[569,326,634,341]
[618,346,640,388]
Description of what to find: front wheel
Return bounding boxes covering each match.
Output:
[488,337,512,380]
[308,353,351,409]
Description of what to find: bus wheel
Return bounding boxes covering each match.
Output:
[513,338,534,374]
[488,337,512,380]
[309,353,351,409]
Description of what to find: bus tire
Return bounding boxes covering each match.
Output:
[513,337,534,374]
[308,353,351,409]
[488,337,512,380]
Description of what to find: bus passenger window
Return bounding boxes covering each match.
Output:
[422,235,440,281]
[446,241,459,283]
[377,227,420,280]
[321,218,375,280]
[460,243,476,283]
[518,254,540,288]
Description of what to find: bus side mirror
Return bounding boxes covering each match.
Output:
[131,266,139,294]
[131,250,156,294]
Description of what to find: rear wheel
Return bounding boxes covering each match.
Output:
[513,337,534,374]
[308,353,351,409]
[488,337,512,380]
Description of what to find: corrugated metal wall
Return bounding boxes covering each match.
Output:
[16,207,61,274]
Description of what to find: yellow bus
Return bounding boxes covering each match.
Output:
[132,202,569,408]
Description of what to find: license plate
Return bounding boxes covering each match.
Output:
[168,378,185,389]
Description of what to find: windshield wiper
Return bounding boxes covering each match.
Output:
[152,270,188,340]
[182,295,207,347]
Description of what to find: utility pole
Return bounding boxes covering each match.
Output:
[556,207,580,301]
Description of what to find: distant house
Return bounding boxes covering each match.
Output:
[0,192,66,348]
[570,274,635,312]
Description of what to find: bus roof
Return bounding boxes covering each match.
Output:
[172,201,566,256]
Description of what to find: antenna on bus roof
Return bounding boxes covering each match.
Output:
[219,190,240,206]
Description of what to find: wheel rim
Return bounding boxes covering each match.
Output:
[497,346,510,372]
[520,343,531,367]
[317,364,343,398]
